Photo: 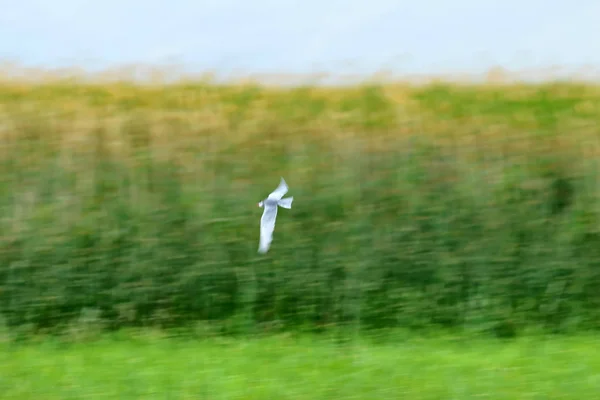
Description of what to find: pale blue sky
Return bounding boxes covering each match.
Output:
[1,0,599,77]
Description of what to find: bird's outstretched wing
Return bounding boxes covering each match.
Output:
[267,177,288,201]
[258,203,278,253]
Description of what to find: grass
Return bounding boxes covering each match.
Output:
[2,71,600,397]
[0,332,599,399]
[2,74,600,334]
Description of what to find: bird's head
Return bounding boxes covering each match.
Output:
[257,201,264,208]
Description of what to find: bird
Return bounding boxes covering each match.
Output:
[257,177,293,253]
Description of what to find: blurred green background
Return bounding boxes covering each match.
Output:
[2,79,600,338]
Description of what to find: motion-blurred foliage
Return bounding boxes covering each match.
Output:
[1,78,600,336]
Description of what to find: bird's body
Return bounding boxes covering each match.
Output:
[257,177,293,253]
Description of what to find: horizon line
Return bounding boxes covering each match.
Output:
[2,61,600,86]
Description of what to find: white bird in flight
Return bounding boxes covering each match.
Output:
[257,177,293,253]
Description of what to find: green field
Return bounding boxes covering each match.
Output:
[2,75,600,336]
[3,71,600,397]
[1,333,600,399]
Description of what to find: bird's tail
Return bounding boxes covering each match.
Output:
[278,196,293,209]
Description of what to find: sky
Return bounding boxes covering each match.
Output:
[1,0,599,79]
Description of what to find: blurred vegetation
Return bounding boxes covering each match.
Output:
[1,77,600,337]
